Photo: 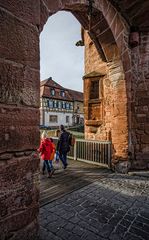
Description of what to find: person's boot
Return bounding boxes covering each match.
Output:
[48,171,52,178]
[63,164,68,169]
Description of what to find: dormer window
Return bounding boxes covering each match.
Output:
[60,91,65,97]
[51,89,55,96]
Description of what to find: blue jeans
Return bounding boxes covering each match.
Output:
[42,160,51,173]
[49,160,54,171]
[59,152,68,168]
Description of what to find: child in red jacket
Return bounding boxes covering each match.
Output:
[49,138,56,172]
[38,131,54,178]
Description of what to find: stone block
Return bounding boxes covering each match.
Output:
[141,134,149,144]
[132,159,148,170]
[0,156,39,219]
[115,160,130,174]
[0,61,40,106]
[138,97,149,106]
[113,14,125,40]
[0,8,39,69]
[122,50,131,72]
[43,0,62,12]
[136,152,149,160]
[40,0,50,32]
[113,103,127,117]
[0,106,40,153]
[106,5,116,24]
[0,0,40,25]
[0,214,39,240]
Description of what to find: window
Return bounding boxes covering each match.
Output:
[60,91,65,97]
[51,89,55,96]
[70,103,73,110]
[48,100,53,108]
[90,80,99,99]
[58,101,62,109]
[62,101,65,109]
[66,102,69,110]
[66,116,69,123]
[49,115,58,123]
[53,100,57,108]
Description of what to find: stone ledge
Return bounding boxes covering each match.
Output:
[86,120,102,126]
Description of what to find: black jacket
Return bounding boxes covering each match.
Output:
[57,130,70,153]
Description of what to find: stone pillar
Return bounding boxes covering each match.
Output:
[130,32,149,169]
[0,1,40,239]
[108,61,129,173]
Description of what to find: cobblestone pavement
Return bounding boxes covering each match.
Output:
[40,174,149,240]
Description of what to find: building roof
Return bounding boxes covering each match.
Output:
[66,88,83,102]
[40,77,83,102]
[40,77,64,89]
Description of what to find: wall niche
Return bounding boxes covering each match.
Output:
[83,71,104,130]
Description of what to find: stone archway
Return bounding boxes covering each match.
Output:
[39,0,131,172]
[0,0,149,239]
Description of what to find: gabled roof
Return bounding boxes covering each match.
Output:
[40,77,64,89]
[40,77,83,102]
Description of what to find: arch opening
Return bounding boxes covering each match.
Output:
[40,1,129,172]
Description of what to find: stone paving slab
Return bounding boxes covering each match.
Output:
[40,174,149,240]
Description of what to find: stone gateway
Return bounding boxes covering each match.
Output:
[0,0,149,239]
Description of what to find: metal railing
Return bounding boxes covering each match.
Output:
[53,137,111,168]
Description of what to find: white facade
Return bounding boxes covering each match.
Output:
[44,111,73,127]
[40,97,74,128]
[40,78,84,128]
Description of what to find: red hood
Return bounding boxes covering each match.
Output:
[42,138,51,145]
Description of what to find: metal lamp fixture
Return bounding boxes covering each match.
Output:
[129,26,139,48]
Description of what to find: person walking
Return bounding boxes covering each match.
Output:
[57,125,70,169]
[38,131,54,178]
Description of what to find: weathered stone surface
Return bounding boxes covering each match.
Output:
[0,106,40,153]
[40,174,149,240]
[0,153,13,160]
[1,219,39,240]
[0,0,40,25]
[0,155,39,189]
[40,0,50,32]
[0,8,39,69]
[0,154,40,239]
[0,60,40,106]
[84,27,130,167]
[115,161,130,174]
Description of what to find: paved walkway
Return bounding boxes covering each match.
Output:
[39,160,149,240]
[40,159,111,206]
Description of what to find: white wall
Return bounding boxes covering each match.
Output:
[44,111,73,127]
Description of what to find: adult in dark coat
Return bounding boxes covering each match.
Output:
[57,125,70,169]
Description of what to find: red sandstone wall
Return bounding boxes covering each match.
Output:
[130,33,149,169]
[0,1,40,239]
[0,0,148,239]
[84,31,129,170]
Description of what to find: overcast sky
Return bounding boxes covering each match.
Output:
[40,11,84,92]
